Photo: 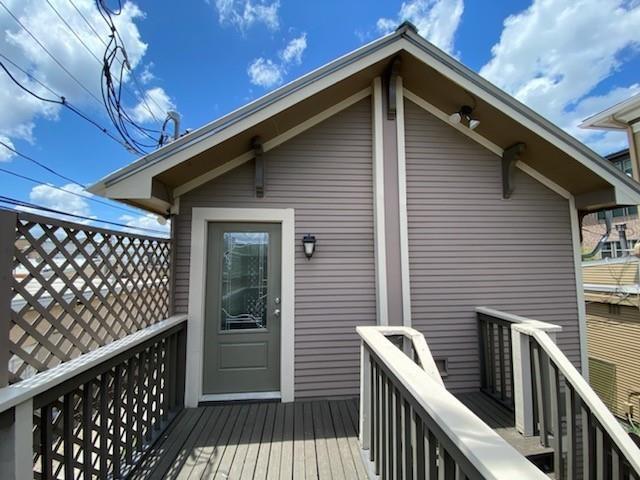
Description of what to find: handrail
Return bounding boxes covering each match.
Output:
[370,325,444,386]
[357,326,547,479]
[0,314,187,414]
[521,324,640,476]
[482,307,640,478]
[476,306,562,332]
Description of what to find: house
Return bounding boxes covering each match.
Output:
[90,21,640,406]
[583,257,640,425]
[3,22,640,479]
[582,149,640,258]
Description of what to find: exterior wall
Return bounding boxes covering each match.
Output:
[173,98,376,398]
[582,213,640,256]
[404,98,582,392]
[587,302,640,422]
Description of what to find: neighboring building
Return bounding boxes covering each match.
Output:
[583,258,640,423]
[89,23,640,405]
[582,148,640,258]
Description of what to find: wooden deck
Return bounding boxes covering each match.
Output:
[130,398,368,479]
[455,391,554,461]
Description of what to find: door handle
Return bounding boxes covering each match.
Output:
[274,308,281,317]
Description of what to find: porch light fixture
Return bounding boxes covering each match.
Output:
[449,105,480,130]
[302,234,316,259]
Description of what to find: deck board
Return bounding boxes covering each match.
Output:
[455,391,554,459]
[131,398,366,479]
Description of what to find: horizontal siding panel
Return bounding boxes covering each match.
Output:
[404,98,581,393]
[587,303,640,421]
[174,98,375,398]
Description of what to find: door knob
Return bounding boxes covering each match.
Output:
[274,308,281,317]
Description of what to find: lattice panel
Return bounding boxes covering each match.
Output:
[9,212,171,383]
[32,331,178,480]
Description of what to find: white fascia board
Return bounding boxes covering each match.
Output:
[399,36,640,205]
[579,94,640,130]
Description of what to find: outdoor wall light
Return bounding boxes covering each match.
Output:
[302,234,316,259]
[449,105,480,130]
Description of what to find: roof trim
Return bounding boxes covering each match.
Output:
[89,25,640,206]
[579,93,640,130]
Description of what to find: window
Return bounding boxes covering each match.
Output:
[597,154,637,219]
[600,239,638,258]
[608,303,621,315]
[597,206,638,220]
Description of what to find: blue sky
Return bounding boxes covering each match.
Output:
[0,0,639,234]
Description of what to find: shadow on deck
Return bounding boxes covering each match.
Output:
[130,398,368,479]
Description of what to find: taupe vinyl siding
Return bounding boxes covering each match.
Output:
[587,302,640,421]
[173,98,376,398]
[404,99,581,392]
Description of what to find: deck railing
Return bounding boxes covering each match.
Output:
[478,311,515,409]
[478,308,640,480]
[0,210,172,386]
[357,326,548,480]
[0,315,186,479]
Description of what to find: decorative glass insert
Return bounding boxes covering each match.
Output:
[220,232,269,330]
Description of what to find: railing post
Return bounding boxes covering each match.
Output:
[0,399,33,479]
[0,210,16,388]
[359,341,372,450]
[512,325,535,436]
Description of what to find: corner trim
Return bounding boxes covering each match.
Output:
[186,207,296,406]
[395,76,412,328]
[372,78,389,326]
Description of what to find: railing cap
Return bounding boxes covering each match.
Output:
[476,307,562,333]
[0,314,187,414]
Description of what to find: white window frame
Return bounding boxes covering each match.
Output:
[186,207,295,406]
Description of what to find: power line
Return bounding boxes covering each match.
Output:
[0,166,146,217]
[0,0,104,107]
[48,0,162,124]
[0,140,85,188]
[0,53,133,151]
[0,195,168,236]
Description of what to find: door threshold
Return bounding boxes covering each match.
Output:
[199,391,281,404]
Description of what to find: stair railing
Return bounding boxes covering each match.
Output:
[478,307,640,479]
[357,325,548,479]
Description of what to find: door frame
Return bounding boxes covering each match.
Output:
[186,207,295,406]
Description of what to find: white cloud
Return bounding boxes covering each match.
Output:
[119,213,170,236]
[129,87,175,124]
[214,0,280,31]
[139,63,155,84]
[280,33,307,65]
[0,135,15,161]
[248,33,308,89]
[376,0,464,54]
[247,58,283,87]
[28,183,93,219]
[480,0,640,154]
[0,0,169,152]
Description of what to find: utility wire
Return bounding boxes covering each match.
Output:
[0,166,146,217]
[0,53,133,151]
[48,0,162,124]
[0,0,104,108]
[0,140,85,188]
[67,0,165,117]
[0,195,168,236]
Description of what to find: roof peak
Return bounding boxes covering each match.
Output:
[395,21,418,35]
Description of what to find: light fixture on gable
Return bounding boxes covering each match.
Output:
[449,105,480,130]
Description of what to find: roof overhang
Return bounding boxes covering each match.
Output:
[579,94,640,132]
[89,25,640,215]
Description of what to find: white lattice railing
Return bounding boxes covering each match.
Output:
[0,210,172,385]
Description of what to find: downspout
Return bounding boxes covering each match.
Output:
[582,210,613,260]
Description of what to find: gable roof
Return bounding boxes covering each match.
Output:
[89,23,640,214]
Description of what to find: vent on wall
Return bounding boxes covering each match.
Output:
[589,357,617,413]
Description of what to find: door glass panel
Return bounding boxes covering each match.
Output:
[220,232,269,331]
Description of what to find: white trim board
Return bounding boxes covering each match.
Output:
[372,78,389,326]
[200,391,281,403]
[395,76,412,328]
[186,207,295,406]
